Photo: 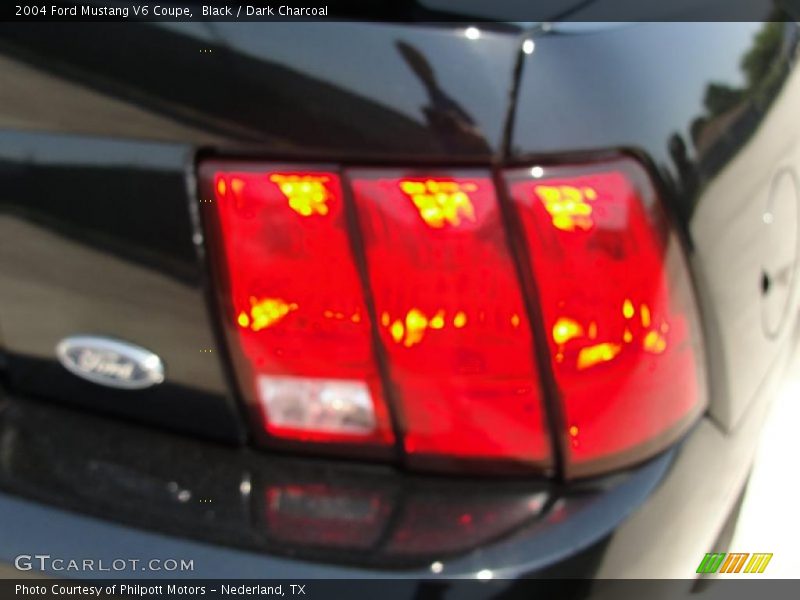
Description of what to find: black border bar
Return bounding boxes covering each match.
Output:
[3,0,800,23]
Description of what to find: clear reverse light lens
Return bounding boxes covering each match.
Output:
[257,375,376,437]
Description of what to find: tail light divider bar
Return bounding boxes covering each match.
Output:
[340,169,408,464]
[491,166,568,480]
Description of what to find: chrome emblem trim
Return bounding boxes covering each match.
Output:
[55,336,165,390]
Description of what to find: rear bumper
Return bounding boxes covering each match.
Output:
[0,369,776,580]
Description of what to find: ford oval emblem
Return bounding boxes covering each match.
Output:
[56,336,165,390]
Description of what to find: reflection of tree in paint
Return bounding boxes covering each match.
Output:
[666,18,794,224]
[700,21,784,120]
[692,20,791,167]
[668,132,699,210]
[395,40,490,155]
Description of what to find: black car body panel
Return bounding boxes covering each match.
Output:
[0,15,798,579]
[0,22,520,159]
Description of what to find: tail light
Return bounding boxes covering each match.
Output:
[505,159,707,475]
[348,170,550,471]
[201,157,706,478]
[201,164,394,454]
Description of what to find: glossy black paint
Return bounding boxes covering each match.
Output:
[0,15,797,576]
[0,393,670,575]
[0,131,243,441]
[0,22,521,160]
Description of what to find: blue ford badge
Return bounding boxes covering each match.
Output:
[56,336,165,389]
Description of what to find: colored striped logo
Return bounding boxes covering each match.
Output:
[696,552,773,574]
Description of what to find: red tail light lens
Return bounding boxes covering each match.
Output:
[506,159,707,475]
[201,157,705,478]
[202,164,394,451]
[349,170,551,471]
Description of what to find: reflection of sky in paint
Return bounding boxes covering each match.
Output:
[0,130,183,169]
[512,22,764,162]
[636,22,758,139]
